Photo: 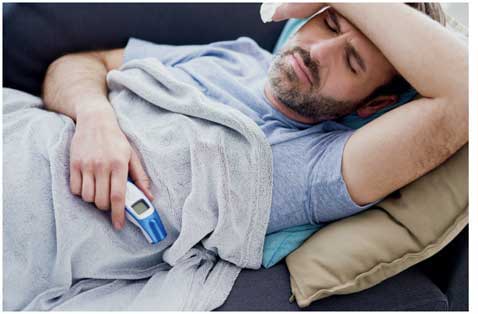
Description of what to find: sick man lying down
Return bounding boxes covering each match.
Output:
[42,3,468,234]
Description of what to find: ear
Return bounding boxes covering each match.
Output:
[356,95,398,118]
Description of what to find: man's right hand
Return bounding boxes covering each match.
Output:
[41,48,139,229]
[70,104,154,230]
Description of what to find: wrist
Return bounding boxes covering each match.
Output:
[76,102,119,128]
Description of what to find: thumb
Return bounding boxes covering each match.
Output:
[129,148,155,201]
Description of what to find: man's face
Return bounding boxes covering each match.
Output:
[267,8,397,121]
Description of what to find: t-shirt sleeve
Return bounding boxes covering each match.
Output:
[123,37,205,66]
[307,130,380,223]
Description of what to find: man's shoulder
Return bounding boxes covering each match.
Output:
[209,37,272,58]
[211,36,259,48]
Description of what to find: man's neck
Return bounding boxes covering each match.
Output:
[263,82,317,125]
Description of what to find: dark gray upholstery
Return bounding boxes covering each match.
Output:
[3,3,468,311]
[217,261,448,311]
[419,226,469,311]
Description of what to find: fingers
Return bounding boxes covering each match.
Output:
[273,3,326,21]
[129,148,154,201]
[110,164,128,230]
[74,157,128,230]
[68,125,153,232]
[94,161,111,211]
[68,123,146,232]
[70,159,83,196]
[81,165,95,203]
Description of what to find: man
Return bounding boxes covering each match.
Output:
[42,3,468,234]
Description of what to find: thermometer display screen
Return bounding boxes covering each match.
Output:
[132,199,150,215]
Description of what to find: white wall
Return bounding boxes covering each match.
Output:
[442,3,468,27]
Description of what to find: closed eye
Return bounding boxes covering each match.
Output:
[346,45,367,74]
[324,17,338,33]
[324,11,357,74]
[345,51,358,75]
[324,11,340,34]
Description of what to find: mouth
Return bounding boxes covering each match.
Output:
[290,52,314,87]
[286,55,310,87]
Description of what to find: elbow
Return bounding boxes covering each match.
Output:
[440,90,469,146]
[42,55,67,106]
[447,56,468,126]
[42,51,106,106]
[449,77,468,118]
[436,43,468,127]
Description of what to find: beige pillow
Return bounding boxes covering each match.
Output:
[286,144,468,307]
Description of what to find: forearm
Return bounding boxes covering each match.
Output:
[334,4,468,204]
[332,3,468,105]
[42,51,116,122]
[41,49,151,229]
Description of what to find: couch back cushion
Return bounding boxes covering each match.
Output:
[3,3,285,95]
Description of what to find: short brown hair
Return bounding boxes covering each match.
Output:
[407,3,446,26]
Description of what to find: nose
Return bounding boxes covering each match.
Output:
[309,36,347,69]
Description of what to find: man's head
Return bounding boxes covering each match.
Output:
[267,3,445,123]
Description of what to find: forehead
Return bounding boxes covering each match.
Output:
[294,10,395,81]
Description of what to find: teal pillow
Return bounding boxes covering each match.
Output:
[262,18,417,269]
[273,18,309,54]
[263,224,323,268]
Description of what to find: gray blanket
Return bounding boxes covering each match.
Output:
[3,58,273,310]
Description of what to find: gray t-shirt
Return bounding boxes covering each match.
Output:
[124,37,373,234]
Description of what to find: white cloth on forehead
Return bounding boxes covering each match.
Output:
[260,3,282,23]
[260,2,330,28]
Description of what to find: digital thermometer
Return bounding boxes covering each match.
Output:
[125,179,167,244]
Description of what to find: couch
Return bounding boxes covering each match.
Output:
[3,3,468,310]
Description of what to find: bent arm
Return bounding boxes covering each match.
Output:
[41,48,155,229]
[42,48,124,121]
[333,4,468,204]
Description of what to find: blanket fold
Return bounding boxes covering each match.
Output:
[3,57,273,310]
